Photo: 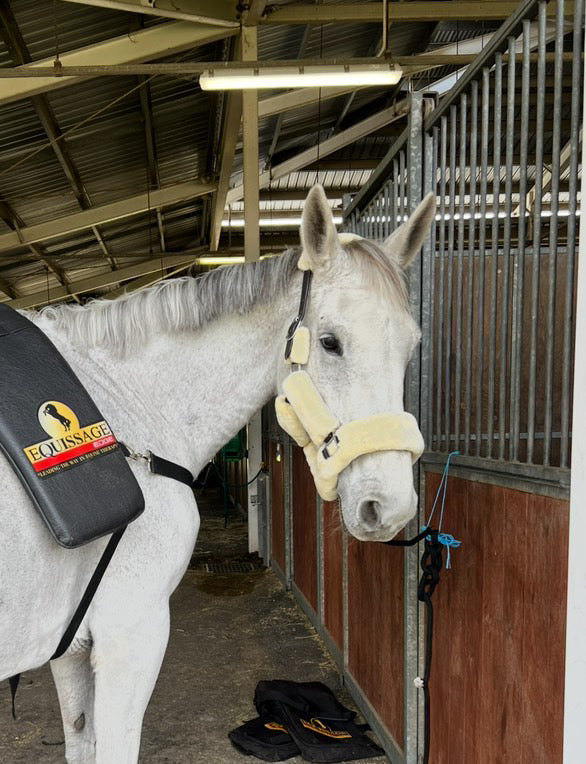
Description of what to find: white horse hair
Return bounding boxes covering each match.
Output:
[0,185,435,763]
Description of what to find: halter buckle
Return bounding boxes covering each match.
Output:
[321,431,340,460]
[284,270,313,361]
[284,317,302,360]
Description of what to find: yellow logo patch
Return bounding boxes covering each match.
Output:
[23,401,118,478]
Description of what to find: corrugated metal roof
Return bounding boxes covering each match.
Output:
[0,0,537,305]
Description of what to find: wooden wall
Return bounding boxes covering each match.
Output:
[425,472,569,763]
[291,447,318,611]
[323,500,343,649]
[267,442,570,762]
[348,536,405,749]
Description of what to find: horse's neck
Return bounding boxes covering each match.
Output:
[135,308,282,467]
[60,299,287,473]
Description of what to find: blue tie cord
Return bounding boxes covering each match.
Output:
[424,450,462,568]
[435,533,461,569]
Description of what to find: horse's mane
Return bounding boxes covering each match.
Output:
[37,240,408,354]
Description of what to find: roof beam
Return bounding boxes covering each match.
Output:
[209,92,242,251]
[209,34,243,252]
[0,194,77,300]
[5,255,200,309]
[0,21,237,105]
[138,74,167,252]
[241,22,261,263]
[0,3,116,270]
[0,275,17,299]
[263,24,310,171]
[0,181,215,254]
[61,0,238,27]
[262,2,572,24]
[242,0,268,27]
[259,86,362,119]
[0,52,572,82]
[227,99,410,203]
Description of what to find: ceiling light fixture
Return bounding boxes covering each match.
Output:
[199,63,402,91]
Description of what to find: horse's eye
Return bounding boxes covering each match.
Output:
[320,335,343,356]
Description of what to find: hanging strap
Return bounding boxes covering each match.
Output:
[119,443,194,488]
[149,452,193,487]
[8,446,193,718]
[50,527,127,661]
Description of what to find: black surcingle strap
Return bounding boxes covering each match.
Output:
[51,527,127,662]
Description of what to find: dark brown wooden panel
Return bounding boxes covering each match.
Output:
[291,446,318,612]
[425,472,569,763]
[323,500,343,648]
[270,441,286,574]
[348,536,405,749]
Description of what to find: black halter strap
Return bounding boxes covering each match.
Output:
[284,270,313,361]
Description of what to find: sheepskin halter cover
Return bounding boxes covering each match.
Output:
[275,246,424,502]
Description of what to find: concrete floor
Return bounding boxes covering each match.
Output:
[0,489,389,763]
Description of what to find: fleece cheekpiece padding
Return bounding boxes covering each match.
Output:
[282,371,339,446]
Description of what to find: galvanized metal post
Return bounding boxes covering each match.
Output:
[404,91,423,764]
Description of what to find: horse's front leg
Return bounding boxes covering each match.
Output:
[91,604,170,764]
[51,647,96,764]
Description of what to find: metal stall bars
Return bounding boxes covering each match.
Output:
[342,0,581,759]
[422,0,581,485]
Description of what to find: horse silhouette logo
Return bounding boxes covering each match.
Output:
[43,403,71,431]
[37,401,80,437]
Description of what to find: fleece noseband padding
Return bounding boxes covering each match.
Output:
[276,370,424,502]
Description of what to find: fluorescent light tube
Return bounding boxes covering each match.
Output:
[221,216,343,228]
[199,64,402,90]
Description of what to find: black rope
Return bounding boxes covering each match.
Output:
[383,526,430,547]
[383,527,444,763]
[417,529,444,764]
[212,461,264,489]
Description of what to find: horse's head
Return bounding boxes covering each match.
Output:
[276,185,435,542]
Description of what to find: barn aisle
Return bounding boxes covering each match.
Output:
[0,488,387,763]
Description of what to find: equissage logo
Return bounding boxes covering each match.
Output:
[23,401,117,478]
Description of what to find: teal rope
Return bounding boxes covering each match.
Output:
[425,451,462,569]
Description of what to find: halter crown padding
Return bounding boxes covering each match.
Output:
[296,250,313,271]
[275,370,425,502]
[286,327,310,365]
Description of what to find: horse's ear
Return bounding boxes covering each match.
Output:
[298,185,339,271]
[383,192,436,269]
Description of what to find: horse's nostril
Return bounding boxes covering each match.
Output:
[358,500,381,531]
